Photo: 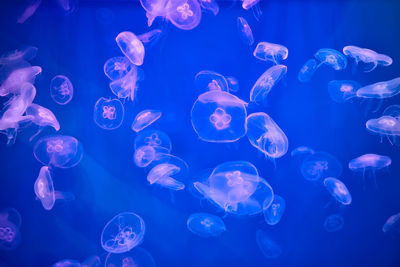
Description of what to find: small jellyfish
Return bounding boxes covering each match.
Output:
[101,212,145,254]
[109,67,143,101]
[0,65,42,96]
[246,112,288,159]
[366,115,400,138]
[94,97,124,130]
[52,259,81,267]
[348,153,391,186]
[328,80,361,103]
[249,65,287,104]
[50,75,73,105]
[165,0,201,30]
[356,78,400,99]
[137,29,163,47]
[116,31,145,66]
[17,0,41,23]
[194,70,229,92]
[323,177,352,205]
[324,214,344,232]
[256,230,282,259]
[198,0,219,15]
[242,0,259,10]
[134,145,156,168]
[298,59,318,83]
[343,45,392,72]
[226,76,240,93]
[314,48,347,71]
[191,90,247,143]
[382,212,400,234]
[134,129,172,153]
[237,17,254,46]
[26,104,60,139]
[131,110,162,132]
[0,46,38,65]
[253,42,288,64]
[104,56,133,81]
[263,194,285,226]
[0,208,21,251]
[105,247,156,267]
[300,152,342,181]
[187,213,226,237]
[147,155,188,190]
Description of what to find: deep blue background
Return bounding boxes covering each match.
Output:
[0,0,400,266]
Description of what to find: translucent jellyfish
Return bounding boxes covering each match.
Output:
[366,115,400,137]
[33,135,83,168]
[52,259,81,267]
[17,0,42,23]
[81,255,101,267]
[147,155,188,190]
[105,247,156,267]
[291,146,315,162]
[165,0,202,30]
[237,17,254,46]
[324,214,344,232]
[109,67,143,101]
[25,104,60,138]
[253,42,288,64]
[298,59,318,83]
[134,145,157,168]
[103,56,133,81]
[242,0,259,10]
[0,65,42,96]
[382,212,400,234]
[49,75,73,105]
[93,97,124,130]
[263,194,285,226]
[323,177,352,205]
[343,45,392,72]
[137,29,163,47]
[57,0,78,12]
[256,230,282,259]
[249,65,287,104]
[198,0,219,16]
[191,90,247,143]
[134,129,172,153]
[116,31,145,66]
[246,112,288,159]
[328,80,361,103]
[356,78,400,99]
[300,152,342,181]
[0,46,38,65]
[0,208,21,251]
[101,212,145,254]
[139,0,168,26]
[187,213,226,237]
[226,76,240,93]
[131,110,162,132]
[194,70,229,92]
[348,154,391,186]
[314,48,347,71]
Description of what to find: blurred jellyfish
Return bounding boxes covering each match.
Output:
[323,177,352,205]
[242,0,259,10]
[194,70,229,92]
[356,78,400,99]
[116,31,145,66]
[314,48,347,71]
[191,90,247,143]
[298,59,318,83]
[253,42,288,64]
[57,0,78,13]
[104,56,133,81]
[300,152,342,181]
[134,145,157,168]
[382,212,400,234]
[26,103,60,139]
[198,0,219,15]
[131,110,162,132]
[383,105,400,119]
[52,259,81,267]
[291,146,315,165]
[134,129,172,153]
[101,212,145,254]
[50,75,73,105]
[138,29,163,47]
[81,255,101,267]
[187,213,226,237]
[256,230,282,259]
[348,154,391,186]
[237,17,254,46]
[0,46,38,65]
[343,45,392,72]
[109,66,143,101]
[166,0,202,30]
[328,80,361,103]
[226,76,240,93]
[263,194,285,226]
[0,65,41,96]
[0,208,21,251]
[249,65,287,104]
[246,112,288,159]
[105,247,155,267]
[324,214,344,232]
[140,0,168,26]
[17,0,42,23]
[93,97,124,130]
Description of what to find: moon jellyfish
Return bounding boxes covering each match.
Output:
[253,42,288,64]
[105,247,155,267]
[33,135,83,168]
[324,214,344,232]
[93,97,124,130]
[109,66,144,101]
[134,129,172,153]
[366,115,400,145]
[134,145,157,168]
[191,90,247,143]
[147,155,188,190]
[0,208,21,251]
[198,0,219,15]
[237,17,254,46]
[314,48,347,71]
[26,103,60,133]
[382,212,400,234]
[300,152,342,181]
[52,259,81,267]
[138,29,163,47]
[328,80,361,103]
[0,46,38,65]
[263,194,285,226]
[249,65,287,104]
[291,146,315,163]
[103,56,133,81]
[101,212,145,253]
[131,110,162,132]
[298,59,318,83]
[50,75,73,105]
[166,0,202,30]
[256,230,282,259]
[349,154,391,186]
[194,70,229,92]
[246,112,288,159]
[343,45,392,72]
[356,78,400,99]
[242,0,259,10]
[187,213,226,237]
[323,177,352,205]
[139,0,168,26]
[0,65,41,96]
[116,31,145,66]
[226,76,240,93]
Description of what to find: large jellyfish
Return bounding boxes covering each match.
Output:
[109,66,143,101]
[300,152,342,181]
[356,78,400,99]
[0,208,21,251]
[198,0,219,15]
[323,177,352,205]
[298,59,318,83]
[187,213,226,237]
[365,115,400,144]
[50,75,73,105]
[103,56,134,81]
[25,103,60,139]
[328,80,361,103]
[134,129,172,153]
[256,230,282,259]
[263,194,285,226]
[324,214,344,232]
[246,112,288,159]
[165,0,202,30]
[194,70,229,92]
[105,247,155,267]
[101,212,145,254]
[348,153,391,186]
[116,31,145,66]
[314,48,347,71]
[93,97,124,130]
[253,42,288,64]
[382,212,400,234]
[237,17,254,46]
[343,45,392,72]
[131,110,162,132]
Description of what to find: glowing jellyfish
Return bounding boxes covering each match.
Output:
[249,65,287,104]
[166,0,201,30]
[105,247,156,267]
[0,46,38,65]
[0,65,42,96]
[253,42,288,64]
[0,208,21,251]
[349,153,391,186]
[314,48,347,71]
[298,59,318,83]
[300,152,342,181]
[50,75,73,105]
[237,17,254,46]
[343,45,392,72]
[291,146,315,162]
[139,0,168,26]
[93,97,124,130]
[382,212,400,234]
[226,76,239,93]
[323,177,352,205]
[103,56,133,81]
[116,31,145,66]
[356,78,400,99]
[324,214,344,232]
[101,212,145,254]
[327,80,361,103]
[263,194,285,226]
[366,115,400,138]
[246,112,288,159]
[138,29,163,47]
[33,135,83,168]
[134,145,157,168]
[191,90,247,143]
[134,129,172,153]
[198,0,219,15]
[131,110,162,132]
[242,0,259,10]
[147,155,188,190]
[256,230,282,259]
[194,70,229,92]
[109,66,143,101]
[187,213,226,237]
[26,103,60,133]
[52,259,81,267]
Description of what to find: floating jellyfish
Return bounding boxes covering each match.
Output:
[249,65,287,104]
[52,259,81,267]
[17,0,42,23]
[298,59,318,83]
[226,76,240,93]
[57,0,78,13]
[366,115,400,138]
[194,70,229,92]
[328,80,361,103]
[237,17,254,46]
[187,213,226,237]
[109,67,143,101]
[49,75,73,105]
[324,214,344,232]
[191,90,247,143]
[0,65,41,96]
[165,0,202,30]
[116,31,145,66]
[138,29,163,47]
[323,177,352,205]
[300,152,342,181]
[263,194,285,226]
[314,48,347,71]
[348,154,391,186]
[0,46,38,65]
[26,104,60,137]
[256,230,282,259]
[134,129,172,153]
[139,0,168,26]
[93,97,124,130]
[81,255,101,267]
[103,56,133,81]
[33,135,83,168]
[382,212,400,234]
[198,0,219,15]
[356,78,400,99]
[291,146,315,163]
[242,0,259,10]
[253,42,288,64]
[101,212,145,254]
[0,208,21,251]
[105,247,156,267]
[134,145,157,168]
[343,45,392,72]
[147,155,189,190]
[131,110,162,132]
[246,112,288,159]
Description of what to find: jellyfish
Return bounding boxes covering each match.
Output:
[291,146,315,165]
[256,230,282,259]
[0,208,21,251]
[365,115,400,146]
[191,90,247,143]
[101,212,145,254]
[356,78,400,99]
[0,65,41,96]
[300,152,342,181]
[194,70,229,92]
[198,0,219,15]
[187,213,226,237]
[328,80,361,103]
[25,103,60,140]
[263,194,285,226]
[382,212,400,234]
[103,56,133,81]
[165,0,202,30]
[17,0,42,23]
[57,0,78,13]
[133,145,157,168]
[33,135,83,168]
[0,46,38,65]
[226,76,240,93]
[298,59,318,83]
[147,155,188,190]
[51,259,81,267]
[81,255,101,267]
[105,247,156,267]
[131,110,162,132]
[249,65,287,104]
[246,112,288,159]
[253,42,288,64]
[343,45,392,72]
[237,17,254,46]
[93,97,124,130]
[314,48,347,71]
[116,31,145,66]
[109,66,144,101]
[139,0,168,27]
[323,177,352,205]
[134,129,172,153]
[242,0,259,10]
[324,214,344,232]
[137,29,163,47]
[348,153,391,186]
[49,75,73,105]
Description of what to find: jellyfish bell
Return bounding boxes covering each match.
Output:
[109,66,143,101]
[194,70,229,93]
[291,146,315,165]
[314,48,347,71]
[93,97,125,130]
[343,45,392,72]
[348,153,391,187]
[25,103,60,138]
[237,17,254,46]
[298,58,318,83]
[242,0,259,10]
[0,208,21,251]
[198,0,219,15]
[116,31,145,66]
[253,42,288,64]
[356,78,400,99]
[365,115,400,146]
[0,65,41,96]
[323,177,352,205]
[134,129,172,153]
[328,80,361,103]
[140,0,168,26]
[165,0,202,30]
[131,109,162,132]
[51,259,81,267]
[300,152,342,181]
[50,75,73,105]
[256,230,282,259]
[263,194,285,226]
[105,247,155,267]
[324,214,344,232]
[187,213,226,237]
[382,212,400,234]
[103,56,134,81]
